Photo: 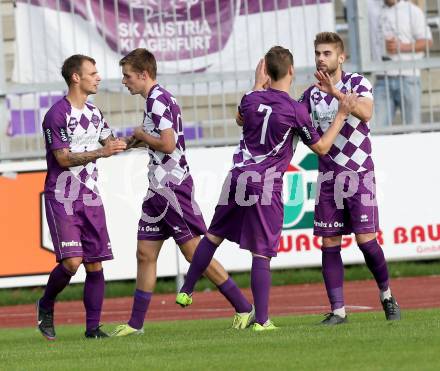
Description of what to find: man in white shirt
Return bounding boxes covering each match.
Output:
[371,0,432,126]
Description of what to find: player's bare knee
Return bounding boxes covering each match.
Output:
[355,233,376,245]
[182,251,193,263]
[84,262,102,272]
[136,248,147,263]
[206,233,223,246]
[322,236,342,247]
[136,247,157,265]
[62,257,82,274]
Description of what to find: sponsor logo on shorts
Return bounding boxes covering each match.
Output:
[173,226,182,233]
[314,220,327,228]
[314,220,344,228]
[360,214,369,223]
[61,240,82,248]
[138,226,160,232]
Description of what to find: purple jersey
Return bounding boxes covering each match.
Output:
[143,84,189,189]
[42,97,111,199]
[232,88,320,190]
[300,71,374,173]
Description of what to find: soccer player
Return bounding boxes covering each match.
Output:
[299,32,401,325]
[111,49,253,336]
[37,54,128,339]
[176,46,355,331]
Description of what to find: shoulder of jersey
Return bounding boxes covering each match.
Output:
[244,89,270,96]
[149,85,166,100]
[85,101,99,111]
[45,97,69,118]
[343,71,359,81]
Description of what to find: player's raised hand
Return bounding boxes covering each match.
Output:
[338,92,358,116]
[102,137,127,157]
[253,58,270,90]
[314,70,337,96]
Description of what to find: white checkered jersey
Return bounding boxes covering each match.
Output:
[300,72,375,173]
[143,84,189,189]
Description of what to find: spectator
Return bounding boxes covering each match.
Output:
[371,0,432,126]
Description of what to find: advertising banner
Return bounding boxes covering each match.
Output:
[1,132,439,288]
[13,0,334,86]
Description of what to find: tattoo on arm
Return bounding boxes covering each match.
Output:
[53,148,103,168]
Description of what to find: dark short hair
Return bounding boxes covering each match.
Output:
[119,48,157,79]
[264,46,294,82]
[61,54,96,86]
[314,32,345,53]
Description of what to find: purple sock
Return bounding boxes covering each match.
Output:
[180,237,218,294]
[217,277,252,313]
[39,263,74,311]
[83,269,105,331]
[128,289,152,330]
[322,246,344,311]
[251,256,271,325]
[359,239,389,291]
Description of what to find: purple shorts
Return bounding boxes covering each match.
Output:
[138,177,207,244]
[208,177,283,258]
[314,170,379,237]
[45,197,113,263]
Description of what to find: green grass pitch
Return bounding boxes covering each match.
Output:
[1,309,439,371]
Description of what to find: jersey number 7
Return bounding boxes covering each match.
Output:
[258,104,272,144]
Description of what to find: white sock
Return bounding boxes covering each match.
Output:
[380,288,392,301]
[333,307,346,318]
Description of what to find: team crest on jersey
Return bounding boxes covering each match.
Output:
[312,91,322,105]
[91,114,100,128]
[68,117,78,132]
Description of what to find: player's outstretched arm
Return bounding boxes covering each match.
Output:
[53,139,127,168]
[99,133,146,149]
[309,93,357,156]
[116,134,146,149]
[133,126,175,154]
[314,71,373,122]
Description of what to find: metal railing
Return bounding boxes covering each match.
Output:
[1,0,440,162]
